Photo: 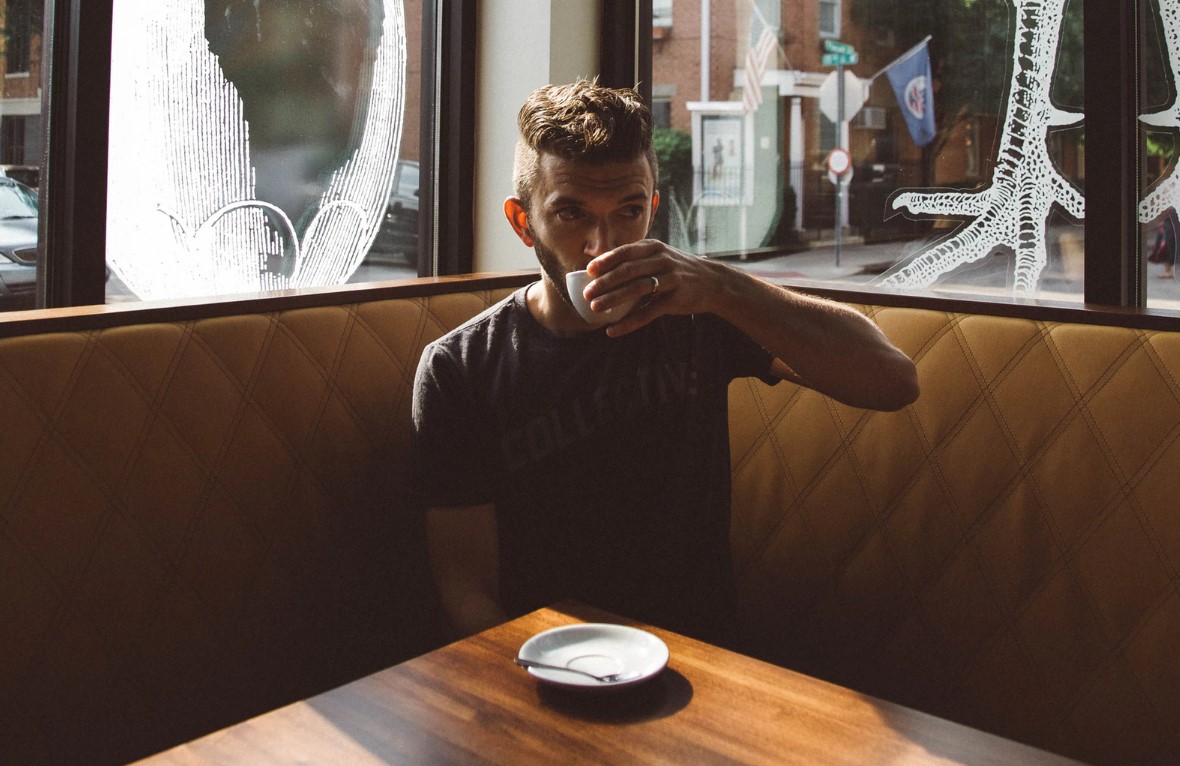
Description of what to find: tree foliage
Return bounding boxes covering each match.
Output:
[850,0,1083,156]
[650,127,693,241]
[2,0,43,47]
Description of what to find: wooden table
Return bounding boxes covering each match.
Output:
[137,602,1080,765]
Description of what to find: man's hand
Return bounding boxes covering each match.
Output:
[583,239,920,412]
[583,239,724,337]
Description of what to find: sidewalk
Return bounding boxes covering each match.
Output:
[724,232,1180,311]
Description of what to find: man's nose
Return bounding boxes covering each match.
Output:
[585,220,615,256]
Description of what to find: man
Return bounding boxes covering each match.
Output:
[410,80,918,642]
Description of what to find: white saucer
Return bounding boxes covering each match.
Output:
[517,623,669,690]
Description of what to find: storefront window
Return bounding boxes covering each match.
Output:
[104,0,422,304]
[1143,0,1180,310]
[0,0,43,313]
[652,0,1088,304]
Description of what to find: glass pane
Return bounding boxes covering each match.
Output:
[651,0,1085,304]
[1143,0,1180,309]
[0,0,44,313]
[106,0,423,305]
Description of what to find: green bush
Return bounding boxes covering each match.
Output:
[651,128,693,242]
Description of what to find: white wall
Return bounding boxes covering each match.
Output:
[473,1,602,273]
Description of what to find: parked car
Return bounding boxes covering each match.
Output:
[369,159,419,266]
[0,177,39,310]
[0,164,40,189]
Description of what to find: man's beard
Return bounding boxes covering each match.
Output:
[534,238,575,307]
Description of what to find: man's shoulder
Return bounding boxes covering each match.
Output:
[421,286,528,360]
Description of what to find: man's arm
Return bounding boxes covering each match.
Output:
[426,504,507,638]
[584,242,920,411]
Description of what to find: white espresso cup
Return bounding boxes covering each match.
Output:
[565,269,640,326]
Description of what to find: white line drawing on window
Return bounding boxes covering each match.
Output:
[874,0,1084,296]
[1142,0,1180,226]
[106,0,406,300]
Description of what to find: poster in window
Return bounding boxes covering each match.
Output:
[700,115,742,206]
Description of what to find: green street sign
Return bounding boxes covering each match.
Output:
[822,52,858,66]
[823,40,855,55]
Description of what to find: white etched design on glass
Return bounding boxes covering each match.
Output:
[106,1,406,300]
[876,0,1084,296]
[1141,0,1180,225]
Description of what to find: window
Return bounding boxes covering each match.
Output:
[651,84,676,129]
[1142,0,1179,306]
[5,0,459,314]
[0,0,38,313]
[5,1,1180,322]
[3,0,34,74]
[650,0,1116,309]
[819,0,840,39]
[653,0,673,28]
[103,0,424,304]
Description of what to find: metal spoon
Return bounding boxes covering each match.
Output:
[513,656,642,683]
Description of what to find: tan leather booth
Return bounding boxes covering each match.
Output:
[730,306,1180,766]
[1,273,1177,765]
[0,276,521,764]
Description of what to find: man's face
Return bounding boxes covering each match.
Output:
[525,153,657,304]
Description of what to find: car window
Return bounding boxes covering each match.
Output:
[0,183,37,219]
[396,161,419,198]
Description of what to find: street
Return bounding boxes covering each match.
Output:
[726,232,1180,312]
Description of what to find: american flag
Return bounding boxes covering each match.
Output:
[742,25,777,114]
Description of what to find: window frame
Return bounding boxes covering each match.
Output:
[18,0,1180,332]
[35,0,456,309]
[819,0,841,40]
[639,0,1170,327]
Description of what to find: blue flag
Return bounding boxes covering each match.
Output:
[886,41,936,147]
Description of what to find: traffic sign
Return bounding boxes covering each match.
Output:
[822,52,858,67]
[826,148,852,176]
[823,40,855,55]
[817,70,867,123]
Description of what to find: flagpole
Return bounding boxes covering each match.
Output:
[743,0,791,70]
[868,34,933,83]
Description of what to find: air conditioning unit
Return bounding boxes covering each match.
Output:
[854,107,887,130]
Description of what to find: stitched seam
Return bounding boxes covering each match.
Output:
[1035,327,1170,737]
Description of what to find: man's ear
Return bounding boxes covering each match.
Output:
[648,189,660,232]
[504,197,534,247]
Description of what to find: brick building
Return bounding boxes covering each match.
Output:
[647,0,1064,247]
[1,0,43,174]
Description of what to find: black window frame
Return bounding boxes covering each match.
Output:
[36,0,464,309]
[631,0,1174,328]
[23,0,1180,331]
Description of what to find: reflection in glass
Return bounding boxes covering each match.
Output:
[107,0,408,301]
[877,0,1083,295]
[0,0,43,312]
[1143,0,1180,304]
[651,0,1087,303]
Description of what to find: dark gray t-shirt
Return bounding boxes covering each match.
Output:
[410,286,775,639]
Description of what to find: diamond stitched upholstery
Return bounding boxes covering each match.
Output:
[730,306,1180,766]
[0,289,513,765]
[2,286,1176,766]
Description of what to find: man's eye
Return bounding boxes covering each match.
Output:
[622,205,644,219]
[556,208,582,221]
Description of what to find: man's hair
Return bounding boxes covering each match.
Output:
[513,79,658,211]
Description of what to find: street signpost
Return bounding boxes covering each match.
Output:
[821,51,858,67]
[822,41,859,267]
[817,70,866,123]
[826,148,853,266]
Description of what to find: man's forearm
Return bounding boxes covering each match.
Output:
[706,261,919,411]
